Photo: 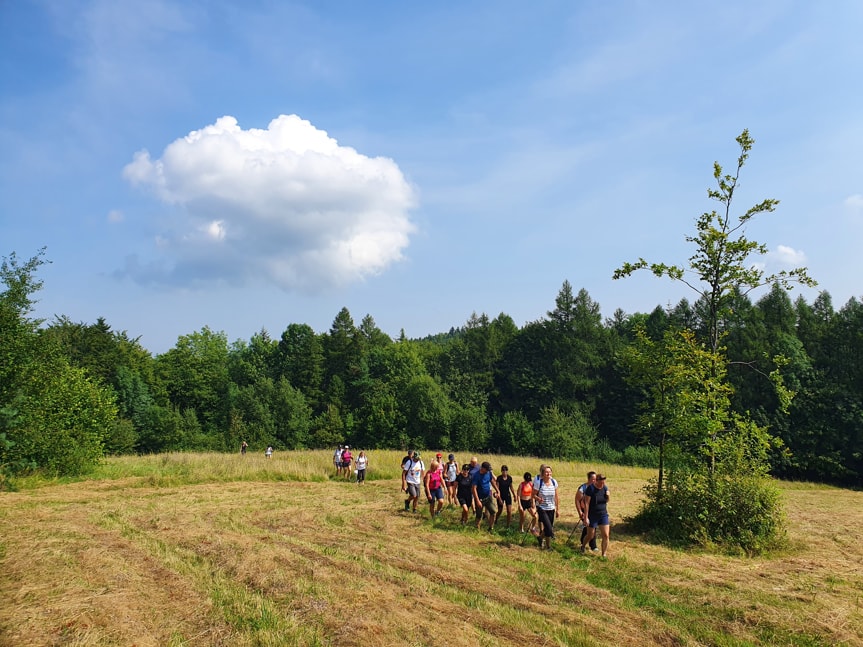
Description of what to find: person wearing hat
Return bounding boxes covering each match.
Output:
[471,461,501,531]
[444,453,459,506]
[401,450,425,513]
[582,474,611,557]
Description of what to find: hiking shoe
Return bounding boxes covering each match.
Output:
[580,546,586,554]
[591,547,599,552]
[404,500,410,511]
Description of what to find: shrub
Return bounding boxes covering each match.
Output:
[630,468,787,555]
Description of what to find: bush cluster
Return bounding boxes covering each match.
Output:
[630,469,787,555]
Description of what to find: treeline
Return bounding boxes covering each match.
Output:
[3,246,859,485]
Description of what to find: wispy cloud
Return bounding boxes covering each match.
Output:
[769,244,807,266]
[844,194,863,212]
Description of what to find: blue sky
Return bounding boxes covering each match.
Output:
[2,1,861,354]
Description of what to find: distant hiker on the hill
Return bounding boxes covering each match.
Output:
[240,440,248,455]
[265,446,273,459]
[333,445,343,475]
[340,446,353,478]
[355,450,368,484]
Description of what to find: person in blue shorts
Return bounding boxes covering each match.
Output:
[471,461,501,531]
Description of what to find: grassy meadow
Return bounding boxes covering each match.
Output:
[1,450,861,646]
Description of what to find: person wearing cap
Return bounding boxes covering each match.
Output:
[401,451,425,513]
[444,453,459,506]
[495,465,517,529]
[582,474,611,557]
[471,461,501,531]
[533,465,560,550]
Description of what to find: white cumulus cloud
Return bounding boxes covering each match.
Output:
[769,244,807,266]
[122,115,417,289]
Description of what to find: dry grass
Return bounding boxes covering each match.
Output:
[1,451,861,646]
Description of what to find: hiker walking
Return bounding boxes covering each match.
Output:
[444,453,459,506]
[533,465,559,550]
[576,471,598,552]
[424,459,446,518]
[471,461,501,531]
[582,473,611,557]
[495,465,516,528]
[355,450,368,484]
[401,451,425,513]
[518,471,537,534]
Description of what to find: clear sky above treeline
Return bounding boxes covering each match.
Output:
[2,1,861,354]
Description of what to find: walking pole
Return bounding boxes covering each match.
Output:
[566,520,583,546]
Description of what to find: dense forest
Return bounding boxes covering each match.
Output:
[2,247,860,486]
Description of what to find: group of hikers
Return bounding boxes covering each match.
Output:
[332,445,369,483]
[399,450,612,556]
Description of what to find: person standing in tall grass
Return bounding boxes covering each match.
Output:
[340,446,353,479]
[355,450,368,484]
[333,445,343,476]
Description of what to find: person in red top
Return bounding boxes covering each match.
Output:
[340,446,353,479]
[423,459,446,518]
[518,471,537,533]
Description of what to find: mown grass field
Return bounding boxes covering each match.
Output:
[1,451,861,646]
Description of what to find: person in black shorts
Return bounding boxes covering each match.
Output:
[495,465,516,529]
[455,464,474,525]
